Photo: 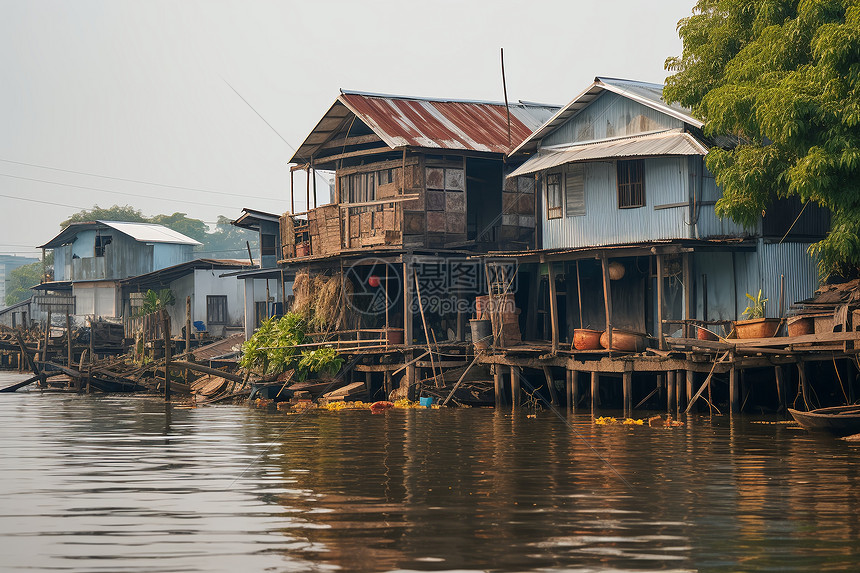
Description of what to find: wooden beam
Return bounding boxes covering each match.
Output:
[590,371,599,410]
[601,254,613,351]
[548,261,559,354]
[623,369,633,414]
[729,362,739,413]
[494,365,504,407]
[319,133,381,150]
[542,366,559,405]
[510,365,521,409]
[314,144,394,164]
[656,254,665,350]
[337,194,419,209]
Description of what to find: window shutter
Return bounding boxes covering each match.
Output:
[565,165,585,217]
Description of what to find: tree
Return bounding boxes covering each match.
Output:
[664,1,860,276]
[5,261,44,306]
[199,215,257,260]
[61,204,147,227]
[149,212,208,244]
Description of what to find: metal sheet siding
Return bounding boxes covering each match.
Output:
[542,157,690,249]
[542,92,682,148]
[693,158,754,238]
[152,244,193,272]
[759,241,819,317]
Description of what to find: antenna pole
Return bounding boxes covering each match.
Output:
[501,47,512,149]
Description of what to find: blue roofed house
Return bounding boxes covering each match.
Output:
[37,220,201,322]
[504,77,827,346]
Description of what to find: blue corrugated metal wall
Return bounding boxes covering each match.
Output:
[542,157,690,249]
[542,92,682,147]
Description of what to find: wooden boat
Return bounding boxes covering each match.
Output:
[788,405,860,436]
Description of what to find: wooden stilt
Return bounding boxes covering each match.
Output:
[729,364,739,414]
[667,370,676,413]
[542,366,558,405]
[686,370,694,411]
[365,371,372,396]
[494,366,504,407]
[162,311,171,402]
[622,369,633,415]
[547,261,559,354]
[384,370,392,398]
[510,365,521,410]
[600,255,613,351]
[590,371,599,410]
[847,358,856,404]
[656,254,664,350]
[774,365,786,412]
[797,360,810,409]
[572,370,580,411]
[565,370,572,411]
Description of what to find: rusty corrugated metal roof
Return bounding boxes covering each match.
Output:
[290,91,559,164]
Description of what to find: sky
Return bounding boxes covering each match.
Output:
[0,0,696,258]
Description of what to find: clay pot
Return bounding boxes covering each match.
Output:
[599,329,646,352]
[696,326,719,341]
[573,328,603,350]
[734,318,781,339]
[295,242,309,257]
[786,316,814,337]
[385,328,404,345]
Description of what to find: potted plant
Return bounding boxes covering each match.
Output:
[734,289,781,338]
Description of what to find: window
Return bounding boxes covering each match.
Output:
[206,295,228,325]
[565,166,585,217]
[617,160,645,208]
[546,173,563,219]
[261,233,276,257]
[254,301,268,328]
[94,235,112,257]
[339,171,380,212]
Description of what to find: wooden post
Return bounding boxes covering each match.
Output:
[43,309,52,363]
[510,365,521,410]
[667,370,676,413]
[683,253,692,338]
[526,268,540,341]
[575,259,584,330]
[87,317,94,394]
[494,365,504,407]
[547,260,559,354]
[774,365,786,412]
[542,366,558,405]
[590,371,599,410]
[623,368,633,415]
[686,370,694,411]
[162,310,171,402]
[365,371,372,395]
[384,370,392,398]
[729,361,739,414]
[290,169,295,214]
[185,296,192,384]
[403,257,415,392]
[798,360,810,409]
[66,312,72,367]
[600,255,613,351]
[656,254,664,349]
[572,370,580,411]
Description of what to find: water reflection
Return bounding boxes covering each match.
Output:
[1,372,860,572]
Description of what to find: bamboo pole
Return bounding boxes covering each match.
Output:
[413,268,440,388]
[185,296,191,385]
[162,310,171,402]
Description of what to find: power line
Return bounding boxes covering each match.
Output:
[0,172,249,211]
[0,192,88,210]
[0,157,284,201]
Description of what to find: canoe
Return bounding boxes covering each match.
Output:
[788,405,860,436]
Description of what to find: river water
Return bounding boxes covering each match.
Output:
[1,372,859,572]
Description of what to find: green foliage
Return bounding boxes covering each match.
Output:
[742,289,768,319]
[239,312,343,380]
[200,215,258,259]
[62,205,147,227]
[4,261,43,306]
[149,213,208,244]
[298,347,344,378]
[135,289,175,317]
[665,1,860,276]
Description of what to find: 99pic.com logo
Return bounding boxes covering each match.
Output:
[344,257,402,317]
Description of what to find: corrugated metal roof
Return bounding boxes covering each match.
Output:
[39,221,201,249]
[99,221,201,245]
[290,91,559,163]
[508,130,709,177]
[510,77,704,158]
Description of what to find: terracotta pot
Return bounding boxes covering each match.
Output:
[734,318,781,339]
[385,328,404,345]
[573,328,603,350]
[787,316,814,337]
[696,326,719,341]
[599,329,646,352]
[295,242,309,257]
